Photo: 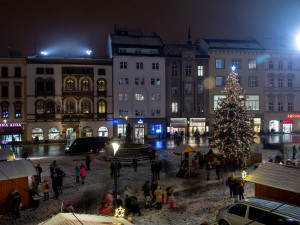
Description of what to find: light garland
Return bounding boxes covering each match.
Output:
[114,206,125,218]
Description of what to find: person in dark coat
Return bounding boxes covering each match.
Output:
[142,180,151,197]
[11,190,21,218]
[150,180,158,200]
[238,178,245,200]
[154,160,161,180]
[206,161,212,180]
[151,161,155,180]
[56,168,63,196]
[50,160,57,179]
[227,173,236,198]
[85,155,91,170]
[52,169,59,199]
[35,164,43,183]
[109,161,115,179]
[133,156,138,172]
[117,161,122,177]
[215,161,221,180]
[232,178,240,203]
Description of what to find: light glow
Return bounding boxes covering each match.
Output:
[86,50,92,55]
[112,143,120,156]
[41,51,48,56]
[296,32,300,50]
[242,170,247,179]
[114,206,125,218]
[231,65,236,72]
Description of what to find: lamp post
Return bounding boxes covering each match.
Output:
[112,142,120,210]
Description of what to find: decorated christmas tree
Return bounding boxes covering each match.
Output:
[209,66,255,160]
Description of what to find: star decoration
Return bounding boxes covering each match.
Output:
[114,206,125,218]
[242,170,247,179]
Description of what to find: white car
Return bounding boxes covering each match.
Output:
[216,198,300,225]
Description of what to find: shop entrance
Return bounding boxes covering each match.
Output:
[283,120,292,133]
[269,120,279,133]
[66,128,76,146]
[135,124,145,139]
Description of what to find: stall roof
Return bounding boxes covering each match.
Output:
[0,148,15,161]
[0,159,36,181]
[245,163,300,193]
[39,213,132,225]
[173,145,197,156]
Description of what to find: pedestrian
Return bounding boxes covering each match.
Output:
[35,164,43,183]
[226,173,236,198]
[52,169,59,199]
[56,167,63,196]
[75,166,80,183]
[80,165,86,184]
[42,179,50,201]
[50,160,57,179]
[163,189,168,206]
[151,148,157,162]
[232,178,240,203]
[150,180,158,200]
[154,160,161,180]
[11,190,21,218]
[86,155,91,170]
[154,185,163,210]
[133,156,138,172]
[124,185,134,199]
[109,161,115,179]
[215,160,221,180]
[238,178,245,200]
[168,193,175,209]
[151,161,155,180]
[104,190,114,216]
[293,145,297,159]
[117,161,122,177]
[142,180,151,198]
[206,161,211,180]
[22,150,28,159]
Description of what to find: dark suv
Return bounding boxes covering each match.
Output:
[65,137,110,155]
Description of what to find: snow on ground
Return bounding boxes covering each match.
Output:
[0,142,284,225]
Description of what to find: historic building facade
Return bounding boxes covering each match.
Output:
[108,29,166,140]
[0,58,27,144]
[26,58,113,144]
[165,38,210,138]
[202,39,265,133]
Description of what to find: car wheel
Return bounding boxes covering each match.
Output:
[219,220,229,225]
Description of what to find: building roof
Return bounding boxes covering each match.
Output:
[204,39,264,51]
[174,145,197,156]
[39,213,132,225]
[165,43,209,58]
[0,159,36,181]
[0,148,15,161]
[110,34,164,47]
[245,163,300,193]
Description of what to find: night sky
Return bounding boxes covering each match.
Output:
[1,0,300,58]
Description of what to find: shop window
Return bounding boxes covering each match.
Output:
[98,126,108,137]
[32,128,44,141]
[46,101,55,114]
[48,127,60,140]
[36,101,45,114]
[150,124,162,135]
[82,126,93,137]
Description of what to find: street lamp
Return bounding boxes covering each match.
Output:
[112,142,120,210]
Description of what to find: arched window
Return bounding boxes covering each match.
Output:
[66,79,75,91]
[46,101,55,114]
[81,100,91,113]
[36,78,44,91]
[98,126,108,137]
[48,127,60,140]
[98,79,107,91]
[66,100,75,113]
[82,79,90,91]
[36,100,45,114]
[82,126,93,137]
[46,79,54,91]
[32,128,44,140]
[98,100,106,113]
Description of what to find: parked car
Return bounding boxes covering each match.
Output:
[65,137,110,155]
[216,197,300,225]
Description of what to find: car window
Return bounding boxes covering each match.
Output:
[248,207,299,225]
[228,204,247,218]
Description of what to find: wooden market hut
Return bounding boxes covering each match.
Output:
[0,148,36,214]
[245,162,300,206]
[174,145,197,178]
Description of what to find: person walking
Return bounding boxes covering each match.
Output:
[51,169,59,199]
[42,179,50,201]
[206,161,211,180]
[142,180,151,198]
[50,160,57,179]
[133,156,138,172]
[293,145,297,159]
[109,161,115,179]
[163,189,168,206]
[227,173,236,198]
[154,185,163,210]
[215,160,221,180]
[35,164,43,183]
[56,167,63,196]
[11,190,21,218]
[80,165,86,184]
[86,155,91,170]
[117,161,122,177]
[75,166,80,183]
[232,178,240,203]
[168,193,175,209]
[154,160,161,180]
[238,178,245,200]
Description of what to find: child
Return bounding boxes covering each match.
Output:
[169,193,174,209]
[42,179,50,201]
[75,166,80,183]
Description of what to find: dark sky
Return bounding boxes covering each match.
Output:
[1,0,300,57]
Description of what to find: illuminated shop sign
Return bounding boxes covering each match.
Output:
[287,114,300,118]
[283,120,293,124]
[0,123,22,127]
[137,119,144,124]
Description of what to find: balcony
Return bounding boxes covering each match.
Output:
[62,91,94,98]
[62,113,94,121]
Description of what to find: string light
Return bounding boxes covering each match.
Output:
[114,206,125,218]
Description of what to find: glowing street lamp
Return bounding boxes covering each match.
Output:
[112,142,120,210]
[86,50,92,55]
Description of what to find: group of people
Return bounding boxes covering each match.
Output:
[226,173,245,203]
[109,160,122,178]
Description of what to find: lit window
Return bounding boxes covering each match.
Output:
[119,94,123,101]
[151,94,160,101]
[216,59,225,69]
[98,79,107,91]
[197,65,203,76]
[214,95,226,110]
[66,79,75,91]
[172,102,178,113]
[2,106,8,118]
[248,59,257,70]
[98,101,106,113]
[82,79,89,91]
[245,95,259,110]
[135,94,145,101]
[156,79,161,86]
[268,77,275,87]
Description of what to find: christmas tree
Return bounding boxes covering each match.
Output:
[209,66,254,160]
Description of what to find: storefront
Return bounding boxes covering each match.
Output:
[189,118,207,135]
[0,123,23,144]
[169,118,187,137]
[253,118,262,133]
[264,113,300,133]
